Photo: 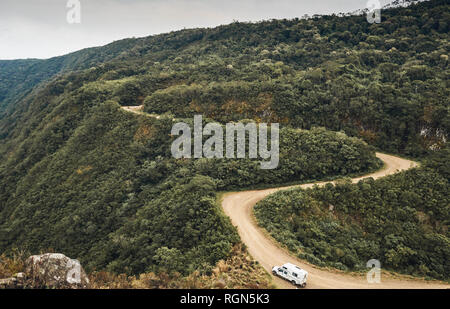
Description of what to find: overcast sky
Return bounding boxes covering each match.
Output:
[0,0,393,60]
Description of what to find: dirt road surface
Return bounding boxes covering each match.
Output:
[121,105,146,115]
[222,153,449,289]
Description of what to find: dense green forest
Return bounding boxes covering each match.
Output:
[0,91,377,274]
[255,147,449,280]
[0,0,448,280]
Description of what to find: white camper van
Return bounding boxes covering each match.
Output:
[272,263,308,287]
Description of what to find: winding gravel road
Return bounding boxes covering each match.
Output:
[222,153,449,289]
[120,107,448,289]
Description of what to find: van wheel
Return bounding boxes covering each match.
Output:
[301,283,306,288]
[291,280,297,285]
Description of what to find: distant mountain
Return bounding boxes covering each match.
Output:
[348,0,428,17]
[383,0,427,9]
[0,38,140,113]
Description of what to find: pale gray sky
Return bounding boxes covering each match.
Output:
[0,0,393,60]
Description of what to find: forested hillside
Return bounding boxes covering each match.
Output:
[0,84,377,274]
[0,0,448,282]
[2,0,448,155]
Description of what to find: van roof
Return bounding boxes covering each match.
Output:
[284,263,302,270]
[283,263,307,274]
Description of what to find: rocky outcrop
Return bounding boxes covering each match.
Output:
[24,253,90,289]
[1,253,90,289]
